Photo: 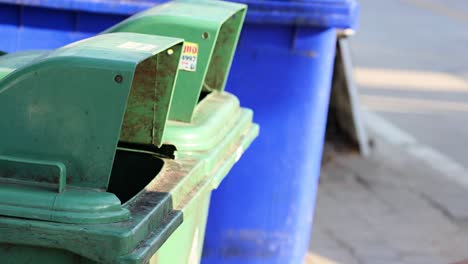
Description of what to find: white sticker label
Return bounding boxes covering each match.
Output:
[118,41,158,52]
[179,42,199,72]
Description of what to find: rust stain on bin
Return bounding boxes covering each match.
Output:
[120,56,158,143]
[121,49,179,147]
[204,16,237,92]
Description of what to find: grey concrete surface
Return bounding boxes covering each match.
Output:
[351,0,468,167]
[307,130,468,264]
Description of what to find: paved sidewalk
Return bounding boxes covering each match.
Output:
[307,126,468,263]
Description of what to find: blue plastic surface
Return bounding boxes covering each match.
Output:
[0,1,356,263]
[0,0,160,15]
[202,25,337,264]
[0,0,358,52]
[0,0,358,27]
[233,0,359,28]
[0,2,131,52]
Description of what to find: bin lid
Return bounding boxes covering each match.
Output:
[105,0,246,123]
[0,32,183,224]
[0,0,358,29]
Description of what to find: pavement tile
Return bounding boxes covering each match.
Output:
[401,254,455,264]
[309,139,468,264]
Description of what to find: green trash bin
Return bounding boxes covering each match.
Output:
[0,32,258,263]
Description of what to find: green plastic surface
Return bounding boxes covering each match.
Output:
[0,3,258,260]
[0,92,258,263]
[0,33,183,224]
[106,0,247,122]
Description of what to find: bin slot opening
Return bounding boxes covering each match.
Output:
[108,150,164,204]
[203,12,245,93]
[198,90,211,103]
[117,142,176,159]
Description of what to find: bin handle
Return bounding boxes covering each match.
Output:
[0,155,67,193]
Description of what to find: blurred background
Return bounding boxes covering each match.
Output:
[1,0,468,264]
[309,0,468,263]
[355,0,468,167]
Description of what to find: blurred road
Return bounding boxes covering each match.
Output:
[352,0,468,168]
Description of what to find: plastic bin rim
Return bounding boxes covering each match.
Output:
[0,0,359,28]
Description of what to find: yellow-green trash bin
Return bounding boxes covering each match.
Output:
[0,32,258,263]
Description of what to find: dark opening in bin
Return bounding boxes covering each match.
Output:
[198,90,211,103]
[108,150,165,204]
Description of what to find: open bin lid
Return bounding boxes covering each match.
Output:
[105,0,247,122]
[0,32,183,224]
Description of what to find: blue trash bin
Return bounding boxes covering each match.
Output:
[0,1,358,263]
[0,0,359,52]
[0,0,158,52]
[202,1,359,264]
